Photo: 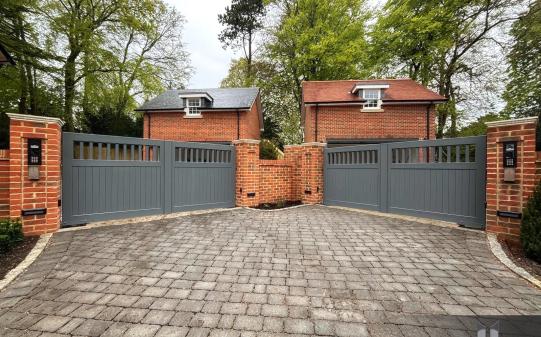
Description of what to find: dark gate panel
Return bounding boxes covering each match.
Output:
[62,133,235,226]
[324,145,381,211]
[324,136,487,228]
[170,142,235,212]
[387,137,486,227]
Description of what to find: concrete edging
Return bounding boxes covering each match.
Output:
[0,233,52,292]
[487,233,541,289]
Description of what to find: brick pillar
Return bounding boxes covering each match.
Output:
[234,139,260,207]
[300,142,325,204]
[486,117,539,242]
[7,113,64,236]
[284,145,303,201]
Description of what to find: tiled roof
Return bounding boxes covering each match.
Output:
[302,79,447,103]
[137,87,259,111]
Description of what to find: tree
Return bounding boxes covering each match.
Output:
[218,0,265,86]
[81,1,190,135]
[0,0,190,142]
[267,0,370,113]
[0,0,61,116]
[370,0,523,138]
[250,0,370,144]
[503,0,541,119]
[221,58,298,145]
[43,0,124,131]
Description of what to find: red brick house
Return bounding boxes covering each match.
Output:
[302,79,447,146]
[138,88,263,143]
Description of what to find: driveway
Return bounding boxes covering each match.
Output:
[1,206,540,337]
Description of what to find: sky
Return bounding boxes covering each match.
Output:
[165,0,239,89]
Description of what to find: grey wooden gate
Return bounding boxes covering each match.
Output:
[324,136,486,228]
[62,132,235,226]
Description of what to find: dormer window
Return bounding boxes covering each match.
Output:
[179,92,214,117]
[187,98,201,116]
[350,82,389,112]
[362,89,381,109]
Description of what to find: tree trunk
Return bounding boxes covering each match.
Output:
[246,31,253,86]
[18,62,28,114]
[25,62,36,114]
[15,17,28,114]
[436,70,453,138]
[64,51,79,131]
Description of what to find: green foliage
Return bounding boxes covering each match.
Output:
[521,180,541,263]
[259,139,281,159]
[222,58,299,144]
[227,0,369,144]
[457,113,510,137]
[370,0,521,137]
[503,0,541,119]
[0,218,23,253]
[0,0,190,140]
[82,107,143,137]
[268,0,370,83]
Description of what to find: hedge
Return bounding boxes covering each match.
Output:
[521,180,541,263]
[0,218,23,253]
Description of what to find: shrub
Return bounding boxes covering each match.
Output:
[260,139,280,160]
[521,180,541,262]
[0,218,23,253]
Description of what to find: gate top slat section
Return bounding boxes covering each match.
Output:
[172,141,234,167]
[64,132,163,166]
[65,132,163,146]
[388,136,486,167]
[389,136,485,148]
[325,144,379,168]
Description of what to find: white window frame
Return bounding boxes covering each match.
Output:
[186,97,201,116]
[362,89,381,109]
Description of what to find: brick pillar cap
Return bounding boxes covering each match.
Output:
[233,139,260,145]
[486,116,538,128]
[7,113,65,127]
[301,142,326,147]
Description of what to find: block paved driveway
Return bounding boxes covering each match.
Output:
[1,206,541,337]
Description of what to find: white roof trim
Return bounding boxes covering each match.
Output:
[179,93,213,101]
[351,84,390,93]
[486,117,538,128]
[6,113,65,126]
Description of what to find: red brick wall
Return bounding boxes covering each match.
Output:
[486,118,539,242]
[234,140,324,207]
[8,115,63,236]
[144,94,261,142]
[0,150,10,218]
[259,160,294,204]
[304,104,436,142]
